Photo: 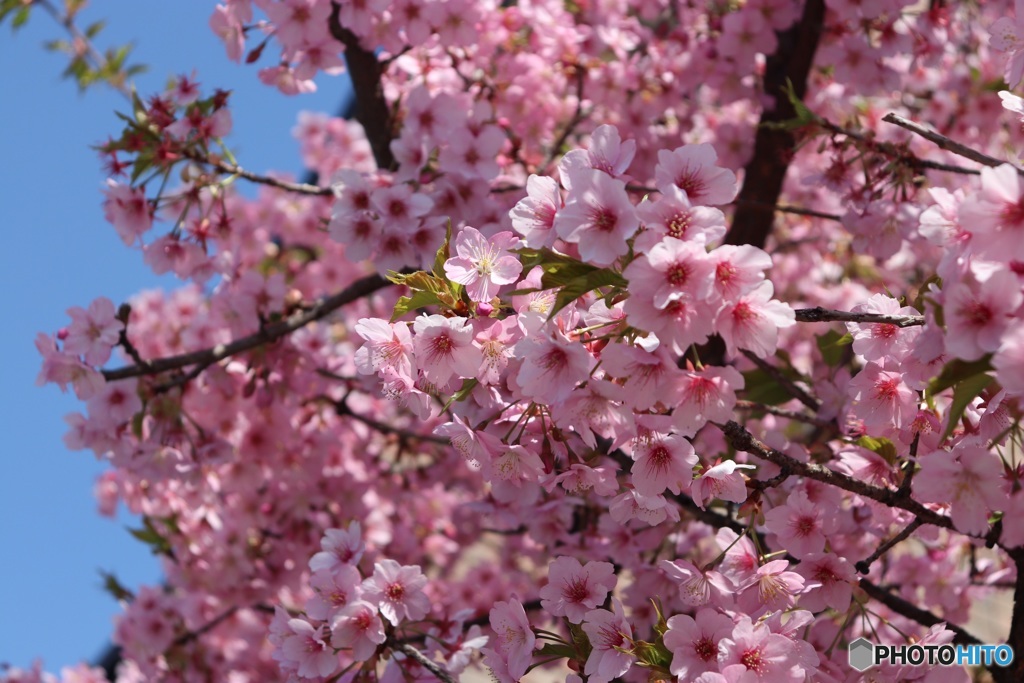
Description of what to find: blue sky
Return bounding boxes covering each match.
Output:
[0,3,349,670]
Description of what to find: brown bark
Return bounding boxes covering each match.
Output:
[723,0,826,248]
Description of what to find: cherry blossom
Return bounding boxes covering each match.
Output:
[539,556,617,624]
[361,560,431,626]
[443,227,523,302]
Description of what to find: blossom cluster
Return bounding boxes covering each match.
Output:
[17,0,1024,682]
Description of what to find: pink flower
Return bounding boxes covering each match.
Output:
[794,552,856,612]
[660,559,733,607]
[63,297,122,367]
[631,432,698,496]
[994,322,1024,395]
[539,556,617,623]
[309,522,365,573]
[209,5,246,62]
[330,600,387,661]
[475,317,520,385]
[958,164,1024,262]
[623,236,715,309]
[913,442,1006,536]
[483,598,535,680]
[514,330,594,404]
[102,181,152,245]
[600,341,680,411]
[354,318,416,380]
[434,415,504,470]
[846,293,922,362]
[634,184,727,252]
[550,379,633,448]
[691,460,754,510]
[581,599,633,683]
[306,564,363,621]
[848,362,918,432]
[372,184,434,233]
[609,489,681,526]
[943,270,1022,361]
[559,124,636,184]
[763,489,832,559]
[714,281,795,359]
[654,143,738,206]
[553,168,639,266]
[672,365,743,436]
[990,2,1024,88]
[510,175,562,248]
[361,559,431,625]
[444,227,523,302]
[718,616,802,682]
[664,608,735,679]
[706,244,773,303]
[623,293,716,355]
[279,618,339,679]
[412,314,482,387]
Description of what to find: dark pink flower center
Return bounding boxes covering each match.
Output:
[694,637,717,662]
[562,577,591,603]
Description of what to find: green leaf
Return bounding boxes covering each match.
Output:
[815,330,851,367]
[99,570,135,602]
[548,267,626,319]
[928,356,994,396]
[43,39,70,52]
[391,289,443,322]
[941,372,993,441]
[10,5,30,29]
[856,435,898,465]
[129,155,153,184]
[537,643,577,660]
[84,20,105,39]
[443,378,479,411]
[127,517,175,557]
[432,219,453,280]
[742,368,797,406]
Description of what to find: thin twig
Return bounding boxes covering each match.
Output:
[37,0,132,97]
[182,150,331,196]
[855,518,924,575]
[171,606,239,648]
[734,400,834,429]
[102,272,393,382]
[393,642,456,683]
[741,351,820,411]
[793,306,924,328]
[814,115,981,176]
[858,578,983,646]
[718,420,982,538]
[732,199,841,221]
[882,112,1021,174]
[541,65,588,173]
[333,398,450,445]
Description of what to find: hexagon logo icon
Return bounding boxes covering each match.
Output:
[849,637,875,672]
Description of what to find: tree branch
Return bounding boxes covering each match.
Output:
[740,351,820,412]
[793,306,924,328]
[724,0,826,248]
[393,643,457,683]
[882,112,1021,174]
[857,578,984,646]
[328,3,395,170]
[1005,550,1024,683]
[102,272,393,382]
[182,150,332,196]
[718,420,977,538]
[814,114,982,176]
